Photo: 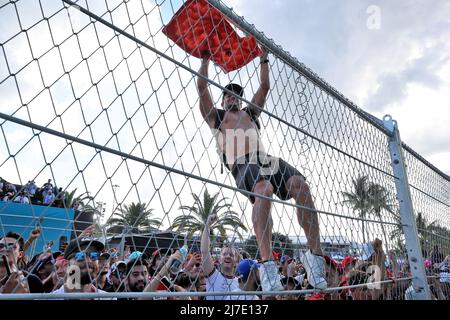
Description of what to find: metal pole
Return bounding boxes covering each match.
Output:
[382,115,431,300]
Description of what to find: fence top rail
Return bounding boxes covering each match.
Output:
[206,0,391,136]
[402,142,450,182]
[207,0,450,183]
[0,277,413,300]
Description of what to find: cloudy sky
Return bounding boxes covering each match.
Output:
[228,0,450,175]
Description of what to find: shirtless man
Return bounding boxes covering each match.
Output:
[196,48,326,292]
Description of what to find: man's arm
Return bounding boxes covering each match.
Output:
[197,57,216,127]
[249,48,270,117]
[140,251,182,300]
[201,214,217,276]
[22,228,41,253]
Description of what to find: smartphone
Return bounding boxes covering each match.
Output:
[160,276,175,292]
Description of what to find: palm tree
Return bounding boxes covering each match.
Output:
[389,211,438,255]
[341,176,373,243]
[64,188,94,211]
[170,188,248,240]
[368,183,395,252]
[107,202,161,234]
[64,188,99,239]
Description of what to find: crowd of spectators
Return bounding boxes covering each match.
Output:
[0,178,69,209]
[1,221,449,300]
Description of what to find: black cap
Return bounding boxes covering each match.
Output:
[63,237,105,260]
[223,83,244,97]
[99,252,111,260]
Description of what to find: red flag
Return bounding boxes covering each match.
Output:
[162,0,262,73]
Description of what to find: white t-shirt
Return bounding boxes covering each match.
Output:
[14,196,29,204]
[205,269,239,300]
[225,288,260,300]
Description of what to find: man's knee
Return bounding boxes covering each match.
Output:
[253,180,274,198]
[287,175,311,198]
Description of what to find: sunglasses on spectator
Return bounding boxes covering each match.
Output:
[0,243,17,250]
[71,251,100,262]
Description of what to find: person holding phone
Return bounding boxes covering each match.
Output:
[141,250,183,300]
[0,231,43,294]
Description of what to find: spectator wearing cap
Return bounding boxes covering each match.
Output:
[51,237,105,295]
[108,260,127,292]
[28,251,56,292]
[225,259,261,300]
[341,256,358,274]
[0,231,44,294]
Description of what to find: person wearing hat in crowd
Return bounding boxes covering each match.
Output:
[28,250,58,292]
[341,255,358,274]
[51,237,106,295]
[225,259,261,300]
[197,47,327,293]
[108,260,127,292]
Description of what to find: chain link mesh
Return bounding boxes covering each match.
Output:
[0,0,448,300]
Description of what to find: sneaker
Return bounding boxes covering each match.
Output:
[260,260,283,292]
[301,250,327,290]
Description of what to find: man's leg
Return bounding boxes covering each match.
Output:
[252,180,274,261]
[286,175,322,255]
[286,175,327,290]
[252,179,283,292]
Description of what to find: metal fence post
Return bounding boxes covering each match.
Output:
[383,115,431,300]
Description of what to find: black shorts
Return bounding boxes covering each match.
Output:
[231,154,305,204]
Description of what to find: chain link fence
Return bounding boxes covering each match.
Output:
[0,0,448,300]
